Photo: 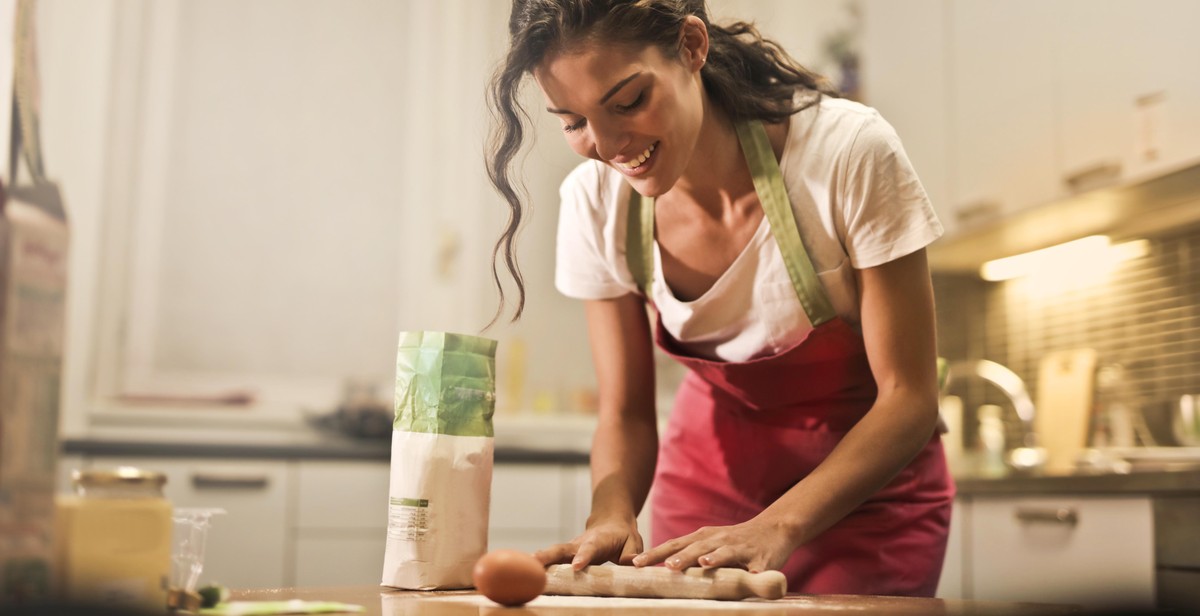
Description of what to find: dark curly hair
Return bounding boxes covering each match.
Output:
[486,0,839,324]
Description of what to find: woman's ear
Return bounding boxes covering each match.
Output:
[678,15,709,72]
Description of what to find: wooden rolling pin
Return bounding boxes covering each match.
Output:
[544,564,787,601]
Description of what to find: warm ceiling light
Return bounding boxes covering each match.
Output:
[979,235,1147,282]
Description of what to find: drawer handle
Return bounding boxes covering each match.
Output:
[1014,506,1078,526]
[953,199,1001,225]
[192,473,270,490]
[1063,160,1122,191]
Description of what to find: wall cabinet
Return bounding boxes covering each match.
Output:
[1057,0,1200,187]
[863,0,1200,239]
[948,0,1063,225]
[860,0,953,235]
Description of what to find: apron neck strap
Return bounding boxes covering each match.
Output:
[625,120,836,327]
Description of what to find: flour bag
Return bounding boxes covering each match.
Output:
[381,331,497,589]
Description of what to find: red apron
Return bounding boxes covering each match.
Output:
[627,121,954,596]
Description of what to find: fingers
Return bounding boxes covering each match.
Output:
[631,532,693,567]
[571,541,598,570]
[631,526,754,571]
[617,532,645,566]
[657,536,723,571]
[697,545,737,569]
[534,542,577,566]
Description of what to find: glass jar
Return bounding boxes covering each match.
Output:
[57,467,172,612]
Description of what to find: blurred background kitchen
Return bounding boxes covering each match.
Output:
[11,0,1200,611]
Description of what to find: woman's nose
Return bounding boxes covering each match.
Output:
[589,120,630,162]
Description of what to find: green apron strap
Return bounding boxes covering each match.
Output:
[624,120,837,326]
[625,187,654,296]
[735,120,837,326]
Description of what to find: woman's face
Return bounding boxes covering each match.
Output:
[532,28,707,197]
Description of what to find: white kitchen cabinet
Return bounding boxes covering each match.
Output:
[568,464,654,549]
[967,495,1155,608]
[83,456,291,590]
[1055,1,1144,191]
[860,0,954,235]
[1055,1,1200,190]
[292,460,390,586]
[488,463,571,552]
[936,499,967,599]
[947,0,1062,226]
[1123,0,1200,177]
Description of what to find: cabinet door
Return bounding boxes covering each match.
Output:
[86,456,290,589]
[488,464,567,552]
[1054,0,1200,188]
[948,0,1061,224]
[1132,0,1200,176]
[936,499,966,599]
[567,464,653,547]
[292,461,389,586]
[969,495,1154,608]
[861,0,954,235]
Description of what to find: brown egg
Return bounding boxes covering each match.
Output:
[472,549,547,607]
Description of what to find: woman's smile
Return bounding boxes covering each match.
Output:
[615,141,658,176]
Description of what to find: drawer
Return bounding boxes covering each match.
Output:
[85,456,291,589]
[295,460,389,530]
[294,533,385,587]
[490,464,565,531]
[968,495,1154,608]
[1154,497,1200,569]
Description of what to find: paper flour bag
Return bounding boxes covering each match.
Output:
[381,331,497,589]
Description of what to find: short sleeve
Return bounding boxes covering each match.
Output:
[838,112,944,269]
[554,162,631,300]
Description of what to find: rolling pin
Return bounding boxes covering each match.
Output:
[544,564,787,601]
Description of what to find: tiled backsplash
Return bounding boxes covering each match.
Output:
[933,219,1200,449]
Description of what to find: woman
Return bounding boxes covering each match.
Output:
[486,0,953,596]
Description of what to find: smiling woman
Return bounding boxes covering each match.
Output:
[484,0,952,598]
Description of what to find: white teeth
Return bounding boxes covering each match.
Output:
[620,143,656,169]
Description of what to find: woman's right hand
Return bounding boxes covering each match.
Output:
[534,515,644,570]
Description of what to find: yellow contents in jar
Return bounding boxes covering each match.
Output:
[56,467,172,612]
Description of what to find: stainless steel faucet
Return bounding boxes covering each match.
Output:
[944,359,1045,471]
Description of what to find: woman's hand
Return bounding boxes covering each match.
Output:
[535,515,644,570]
[631,516,799,573]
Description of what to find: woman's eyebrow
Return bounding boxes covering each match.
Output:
[546,71,643,114]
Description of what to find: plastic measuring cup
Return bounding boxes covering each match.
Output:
[171,508,226,594]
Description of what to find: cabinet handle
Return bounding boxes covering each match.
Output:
[191,473,270,490]
[1014,506,1078,526]
[954,200,1001,225]
[1063,160,1122,192]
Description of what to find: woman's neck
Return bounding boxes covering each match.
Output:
[666,99,755,217]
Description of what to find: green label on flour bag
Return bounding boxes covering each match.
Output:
[393,331,497,438]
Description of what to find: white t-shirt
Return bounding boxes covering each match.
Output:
[554,97,942,362]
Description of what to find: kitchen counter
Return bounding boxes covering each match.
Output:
[63,421,1200,496]
[60,414,595,464]
[231,585,1083,615]
[955,467,1200,496]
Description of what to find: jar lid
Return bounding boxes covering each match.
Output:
[73,466,167,489]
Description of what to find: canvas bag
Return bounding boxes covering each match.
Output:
[381,331,496,589]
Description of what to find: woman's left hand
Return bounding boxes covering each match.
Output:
[630,516,800,573]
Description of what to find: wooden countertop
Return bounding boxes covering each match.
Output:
[231,585,1083,615]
